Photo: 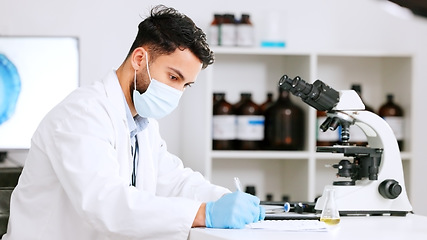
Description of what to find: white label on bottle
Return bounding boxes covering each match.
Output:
[384,116,404,140]
[236,115,265,140]
[212,115,236,140]
[221,24,236,46]
[237,25,254,46]
[316,117,339,141]
[349,125,368,142]
[209,26,219,46]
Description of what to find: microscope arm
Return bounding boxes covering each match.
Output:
[346,110,405,179]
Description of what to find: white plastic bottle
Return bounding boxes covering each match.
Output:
[221,14,237,46]
[237,14,254,47]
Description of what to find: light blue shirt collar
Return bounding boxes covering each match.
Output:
[123,96,148,140]
[124,97,147,188]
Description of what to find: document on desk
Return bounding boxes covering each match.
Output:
[265,212,320,220]
[247,220,328,232]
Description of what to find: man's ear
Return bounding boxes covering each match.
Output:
[131,47,148,71]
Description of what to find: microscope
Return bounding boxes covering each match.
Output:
[279,75,412,216]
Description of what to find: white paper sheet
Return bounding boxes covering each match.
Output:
[247,220,328,232]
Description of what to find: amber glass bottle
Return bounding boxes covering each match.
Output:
[213,92,223,106]
[233,93,246,112]
[221,14,236,46]
[379,94,404,150]
[264,87,305,150]
[235,93,264,150]
[233,93,247,149]
[236,14,254,47]
[208,14,223,46]
[260,92,274,113]
[348,84,375,146]
[212,93,236,150]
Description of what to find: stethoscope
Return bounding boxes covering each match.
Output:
[130,135,139,187]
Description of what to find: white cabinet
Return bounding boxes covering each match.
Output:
[178,47,412,202]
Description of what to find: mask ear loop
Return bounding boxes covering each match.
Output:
[134,69,137,92]
[145,53,153,81]
[134,52,151,93]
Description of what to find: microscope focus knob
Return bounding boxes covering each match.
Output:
[378,179,402,199]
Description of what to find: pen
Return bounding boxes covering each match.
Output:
[284,202,291,212]
[261,201,316,213]
[234,177,242,192]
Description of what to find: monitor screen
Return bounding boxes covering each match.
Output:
[0,36,79,150]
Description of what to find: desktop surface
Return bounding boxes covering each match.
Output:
[189,214,427,240]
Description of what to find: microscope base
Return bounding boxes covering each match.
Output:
[314,184,412,216]
[315,210,411,216]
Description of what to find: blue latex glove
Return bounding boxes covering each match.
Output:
[205,191,265,229]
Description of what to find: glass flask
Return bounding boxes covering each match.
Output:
[320,187,341,225]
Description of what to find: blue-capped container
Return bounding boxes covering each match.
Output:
[0,53,21,125]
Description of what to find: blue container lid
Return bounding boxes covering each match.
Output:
[0,53,21,125]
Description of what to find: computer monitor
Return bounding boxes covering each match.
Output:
[0,36,79,158]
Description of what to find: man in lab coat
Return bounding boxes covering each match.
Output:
[3,5,264,240]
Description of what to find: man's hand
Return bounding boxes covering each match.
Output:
[204,191,265,229]
[192,203,206,227]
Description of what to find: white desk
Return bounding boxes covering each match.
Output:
[189,214,427,240]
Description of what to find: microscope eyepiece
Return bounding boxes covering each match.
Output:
[279,75,340,111]
[278,75,294,91]
[278,75,312,97]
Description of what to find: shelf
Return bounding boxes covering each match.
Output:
[315,151,412,161]
[178,46,414,202]
[211,150,411,161]
[211,46,311,56]
[0,158,22,168]
[211,47,412,57]
[211,150,311,159]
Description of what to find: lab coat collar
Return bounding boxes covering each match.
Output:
[124,96,138,139]
[101,69,128,123]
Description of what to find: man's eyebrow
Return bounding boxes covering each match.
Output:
[168,67,185,81]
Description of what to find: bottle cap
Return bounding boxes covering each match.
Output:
[245,185,256,195]
[351,84,361,93]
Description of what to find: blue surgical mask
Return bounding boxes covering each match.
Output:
[132,54,183,119]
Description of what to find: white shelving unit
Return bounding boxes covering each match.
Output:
[178,47,413,203]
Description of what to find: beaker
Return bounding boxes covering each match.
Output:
[320,187,341,225]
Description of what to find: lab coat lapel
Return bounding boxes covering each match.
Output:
[102,70,127,123]
[135,130,157,194]
[102,70,134,185]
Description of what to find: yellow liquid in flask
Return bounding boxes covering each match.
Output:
[320,218,341,225]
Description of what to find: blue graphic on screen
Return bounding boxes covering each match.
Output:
[0,53,21,125]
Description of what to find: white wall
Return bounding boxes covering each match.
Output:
[2,0,426,149]
[2,0,427,215]
[2,0,425,90]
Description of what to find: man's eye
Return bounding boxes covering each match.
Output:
[184,83,193,88]
[170,75,178,80]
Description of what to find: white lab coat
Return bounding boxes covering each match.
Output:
[2,71,230,240]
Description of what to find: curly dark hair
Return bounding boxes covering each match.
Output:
[127,5,214,69]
